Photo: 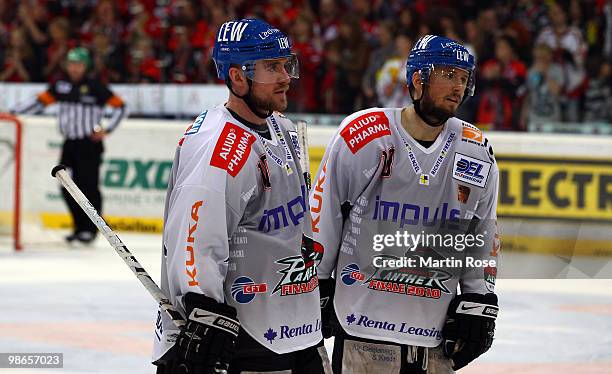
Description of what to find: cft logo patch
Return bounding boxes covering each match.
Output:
[231,276,268,304]
[452,153,491,188]
[341,263,364,286]
[210,122,256,177]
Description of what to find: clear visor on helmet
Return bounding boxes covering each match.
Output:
[241,53,299,83]
[427,66,475,96]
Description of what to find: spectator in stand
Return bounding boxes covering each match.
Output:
[463,19,480,61]
[350,0,377,41]
[438,8,463,41]
[288,14,323,112]
[167,25,198,83]
[126,2,162,45]
[397,6,419,37]
[263,0,298,33]
[319,0,340,44]
[536,1,588,122]
[18,0,49,78]
[362,20,396,107]
[193,5,229,83]
[126,37,161,83]
[475,7,500,63]
[44,17,73,83]
[583,56,612,122]
[91,32,124,83]
[0,27,36,82]
[320,39,340,113]
[604,0,612,60]
[375,31,413,108]
[329,15,369,113]
[0,0,16,65]
[476,35,527,130]
[61,0,95,31]
[80,0,124,48]
[514,0,549,35]
[2,0,612,124]
[457,19,481,123]
[523,43,565,127]
[568,0,587,30]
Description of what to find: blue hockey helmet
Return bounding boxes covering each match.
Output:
[212,19,298,83]
[406,35,476,96]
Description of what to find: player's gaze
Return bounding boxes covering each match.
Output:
[242,54,300,83]
[428,66,470,89]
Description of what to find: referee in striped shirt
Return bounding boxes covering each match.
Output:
[12,47,127,244]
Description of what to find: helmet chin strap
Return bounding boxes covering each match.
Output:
[410,85,449,127]
[227,78,272,119]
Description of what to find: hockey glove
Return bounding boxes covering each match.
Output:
[442,293,498,370]
[173,292,240,374]
[319,278,337,338]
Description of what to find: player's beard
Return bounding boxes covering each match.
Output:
[251,84,289,113]
[418,89,457,127]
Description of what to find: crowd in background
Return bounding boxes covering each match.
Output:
[1,0,612,130]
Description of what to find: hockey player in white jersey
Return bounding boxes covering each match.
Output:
[311,35,500,373]
[153,19,330,374]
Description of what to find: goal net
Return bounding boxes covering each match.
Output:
[0,114,69,250]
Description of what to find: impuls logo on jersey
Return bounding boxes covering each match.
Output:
[231,276,268,304]
[372,196,460,228]
[258,185,307,232]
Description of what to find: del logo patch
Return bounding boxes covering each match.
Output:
[340,112,390,154]
[210,122,256,177]
[452,153,491,188]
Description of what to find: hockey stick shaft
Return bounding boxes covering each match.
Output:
[51,164,185,328]
[296,120,311,190]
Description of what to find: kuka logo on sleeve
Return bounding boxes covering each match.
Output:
[185,200,203,287]
[210,122,256,177]
[340,112,391,154]
[310,161,327,234]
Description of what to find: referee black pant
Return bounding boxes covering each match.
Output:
[59,138,104,235]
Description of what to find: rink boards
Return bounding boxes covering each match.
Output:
[1,115,611,256]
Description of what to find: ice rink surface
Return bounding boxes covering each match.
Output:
[1,233,611,374]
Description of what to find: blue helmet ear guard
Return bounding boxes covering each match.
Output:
[406,35,476,97]
[212,18,294,81]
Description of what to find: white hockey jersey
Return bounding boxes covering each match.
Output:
[153,106,322,360]
[310,107,499,347]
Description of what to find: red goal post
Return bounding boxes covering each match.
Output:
[0,113,22,250]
